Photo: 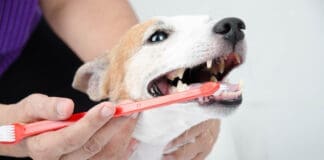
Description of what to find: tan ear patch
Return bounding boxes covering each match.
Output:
[100,19,158,102]
[72,57,109,101]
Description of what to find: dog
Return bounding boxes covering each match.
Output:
[72,15,246,160]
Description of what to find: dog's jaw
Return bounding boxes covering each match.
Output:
[133,103,224,144]
[125,16,246,100]
[122,17,246,159]
[73,15,246,160]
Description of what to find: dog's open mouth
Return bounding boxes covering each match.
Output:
[147,53,243,106]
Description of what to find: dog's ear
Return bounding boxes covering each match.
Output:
[72,57,109,101]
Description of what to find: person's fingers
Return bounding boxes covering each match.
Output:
[164,124,219,160]
[25,102,115,160]
[91,114,139,160]
[61,116,131,160]
[8,94,74,123]
[191,152,206,160]
[163,142,201,160]
[121,138,139,160]
[163,122,205,153]
[164,119,220,152]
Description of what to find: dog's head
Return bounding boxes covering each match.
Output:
[73,15,246,143]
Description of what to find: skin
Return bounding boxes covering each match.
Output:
[0,94,138,160]
[163,120,221,160]
[0,0,220,159]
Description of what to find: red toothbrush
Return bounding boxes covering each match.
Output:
[0,82,220,144]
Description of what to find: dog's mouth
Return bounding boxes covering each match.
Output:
[147,53,243,106]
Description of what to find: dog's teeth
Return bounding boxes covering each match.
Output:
[238,80,244,89]
[210,64,218,74]
[150,87,155,94]
[176,68,185,79]
[210,76,218,82]
[234,53,241,64]
[206,60,212,69]
[167,74,176,81]
[149,87,156,96]
[153,83,163,96]
[176,81,188,92]
[219,58,225,74]
[167,68,185,80]
[171,86,177,93]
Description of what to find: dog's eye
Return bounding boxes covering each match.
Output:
[148,31,168,43]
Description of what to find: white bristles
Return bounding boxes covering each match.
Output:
[212,84,228,96]
[0,125,16,142]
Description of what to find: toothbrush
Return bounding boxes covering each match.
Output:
[0,82,224,144]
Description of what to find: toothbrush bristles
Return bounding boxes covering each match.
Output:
[0,125,16,142]
[212,84,228,96]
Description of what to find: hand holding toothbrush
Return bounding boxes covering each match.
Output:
[0,94,138,160]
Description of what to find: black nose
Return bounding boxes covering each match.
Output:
[213,17,246,45]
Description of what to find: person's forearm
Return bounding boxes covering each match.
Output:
[40,0,138,62]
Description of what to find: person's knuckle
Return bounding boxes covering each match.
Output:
[27,93,48,102]
[22,94,47,115]
[62,133,80,148]
[28,136,53,159]
[102,143,120,158]
[83,116,102,129]
[172,147,187,160]
[82,137,103,155]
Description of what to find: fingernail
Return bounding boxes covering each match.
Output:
[101,104,114,118]
[163,155,175,160]
[56,100,69,117]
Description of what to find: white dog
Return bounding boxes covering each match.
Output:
[73,15,246,160]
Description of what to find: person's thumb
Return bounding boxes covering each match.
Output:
[8,94,74,123]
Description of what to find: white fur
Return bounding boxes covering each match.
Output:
[123,16,246,160]
[73,15,246,160]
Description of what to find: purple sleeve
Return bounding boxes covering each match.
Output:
[0,0,41,76]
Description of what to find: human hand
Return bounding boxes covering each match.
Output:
[162,119,221,160]
[0,94,138,160]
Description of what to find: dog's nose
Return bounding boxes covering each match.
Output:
[213,17,245,45]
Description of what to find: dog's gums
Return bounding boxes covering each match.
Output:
[147,53,243,106]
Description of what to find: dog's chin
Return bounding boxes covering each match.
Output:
[194,101,241,117]
[132,100,238,145]
[175,96,242,118]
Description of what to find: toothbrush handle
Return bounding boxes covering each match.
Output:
[22,82,220,136]
[24,113,85,137]
[114,82,220,116]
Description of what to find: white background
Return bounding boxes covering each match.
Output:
[130,0,324,159]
